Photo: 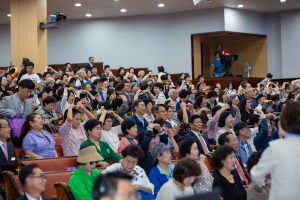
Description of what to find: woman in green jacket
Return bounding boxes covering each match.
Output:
[68,145,103,200]
[81,119,123,167]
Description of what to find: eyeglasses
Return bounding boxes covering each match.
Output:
[89,161,99,165]
[241,128,250,131]
[158,110,167,113]
[162,125,167,128]
[29,174,47,181]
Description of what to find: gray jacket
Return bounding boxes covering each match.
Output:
[0,93,32,120]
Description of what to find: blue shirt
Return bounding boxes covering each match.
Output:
[157,164,174,179]
[212,59,223,74]
[97,89,105,102]
[285,133,300,138]
[188,97,195,104]
[125,136,137,145]
[22,129,56,158]
[135,113,145,127]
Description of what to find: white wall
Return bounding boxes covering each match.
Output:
[280,9,300,78]
[47,8,225,75]
[224,8,267,35]
[266,13,282,78]
[0,24,11,67]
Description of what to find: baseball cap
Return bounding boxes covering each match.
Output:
[233,122,252,132]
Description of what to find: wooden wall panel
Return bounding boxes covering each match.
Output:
[193,36,201,78]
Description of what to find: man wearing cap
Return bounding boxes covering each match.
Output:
[234,122,254,165]
[69,145,103,200]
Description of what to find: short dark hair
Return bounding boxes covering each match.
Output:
[82,83,90,90]
[173,157,201,183]
[63,108,81,124]
[239,98,248,110]
[25,61,34,68]
[152,118,167,134]
[142,98,153,107]
[115,83,124,92]
[111,98,123,111]
[184,74,190,79]
[249,114,260,126]
[218,111,231,127]
[104,65,110,70]
[121,119,136,136]
[288,93,295,100]
[43,96,57,107]
[43,72,52,78]
[179,89,190,99]
[179,138,196,157]
[38,91,46,99]
[132,99,143,111]
[22,58,30,67]
[257,94,265,102]
[157,66,164,72]
[227,82,234,89]
[188,114,201,124]
[92,172,133,200]
[247,150,263,172]
[215,51,219,56]
[109,78,114,83]
[18,79,35,90]
[121,144,144,160]
[43,86,54,94]
[278,101,286,112]
[153,82,164,91]
[58,88,64,99]
[69,77,76,84]
[212,145,235,169]
[89,57,94,60]
[218,132,232,146]
[211,105,222,117]
[280,101,300,135]
[195,95,206,107]
[93,79,101,86]
[84,119,102,137]
[269,94,279,101]
[177,109,191,122]
[207,90,217,99]
[140,84,149,91]
[266,73,273,79]
[90,90,98,97]
[115,73,122,78]
[138,130,154,145]
[19,164,40,187]
[77,64,85,69]
[161,75,168,80]
[118,67,124,73]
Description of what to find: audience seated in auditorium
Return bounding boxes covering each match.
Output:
[156,157,200,200]
[182,115,213,155]
[20,113,57,158]
[225,82,235,96]
[175,89,189,112]
[137,123,168,175]
[217,91,228,107]
[149,142,174,197]
[134,84,156,101]
[239,98,254,123]
[18,164,50,200]
[233,122,253,165]
[167,88,179,106]
[179,138,214,193]
[93,78,107,102]
[142,98,155,124]
[60,102,95,156]
[217,132,251,186]
[35,96,58,125]
[130,99,148,134]
[195,95,213,129]
[81,119,122,167]
[99,110,123,152]
[103,144,155,200]
[75,70,87,89]
[111,95,129,127]
[129,82,138,100]
[165,100,180,124]
[92,172,134,200]
[118,118,138,156]
[69,145,102,200]
[246,88,258,109]
[206,90,218,111]
[153,82,167,104]
[246,151,269,200]
[97,88,116,110]
[216,111,236,146]
[212,145,247,200]
[165,104,177,127]
[61,87,75,114]
[251,101,300,200]
[122,81,134,104]
[254,113,279,151]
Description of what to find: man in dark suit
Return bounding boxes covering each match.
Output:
[182,115,213,155]
[18,164,50,200]
[216,132,252,186]
[85,56,94,71]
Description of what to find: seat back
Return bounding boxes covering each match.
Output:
[16,146,64,158]
[54,136,62,146]
[1,171,23,200]
[204,154,214,171]
[55,182,75,200]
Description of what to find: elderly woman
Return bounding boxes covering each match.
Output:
[75,70,87,89]
[118,119,138,156]
[99,109,124,153]
[165,100,180,125]
[137,70,145,84]
[143,98,155,124]
[35,96,58,125]
[156,157,201,200]
[179,138,214,193]
[216,111,236,145]
[68,145,103,200]
[103,144,155,200]
[60,102,95,156]
[240,98,254,123]
[20,113,57,158]
[149,142,175,197]
[45,78,55,88]
[212,145,247,200]
[81,119,122,167]
[195,95,212,128]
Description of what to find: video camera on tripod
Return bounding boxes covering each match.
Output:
[220,51,238,76]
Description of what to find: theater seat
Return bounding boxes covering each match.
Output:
[55,182,75,200]
[21,157,77,172]
[1,171,23,200]
[16,146,64,159]
[54,136,62,146]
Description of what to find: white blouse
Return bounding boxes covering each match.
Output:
[156,179,194,200]
[100,125,122,152]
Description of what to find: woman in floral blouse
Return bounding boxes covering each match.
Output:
[179,138,214,193]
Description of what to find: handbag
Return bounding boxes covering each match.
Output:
[7,113,24,139]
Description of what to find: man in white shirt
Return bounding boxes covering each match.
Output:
[20,62,41,88]
[167,89,178,106]
[18,164,50,200]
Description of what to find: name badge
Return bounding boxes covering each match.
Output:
[11,157,15,161]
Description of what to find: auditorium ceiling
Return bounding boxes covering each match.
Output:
[0,0,299,24]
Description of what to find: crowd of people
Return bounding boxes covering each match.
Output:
[0,57,299,200]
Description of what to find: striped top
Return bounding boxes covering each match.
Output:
[60,119,88,156]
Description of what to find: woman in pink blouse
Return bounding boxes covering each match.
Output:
[60,102,95,156]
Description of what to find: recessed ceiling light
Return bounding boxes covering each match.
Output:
[7,14,11,17]
[237,4,244,8]
[158,4,165,7]
[86,14,92,17]
[120,9,127,12]
[280,0,286,2]
[75,3,81,7]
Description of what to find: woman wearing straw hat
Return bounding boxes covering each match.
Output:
[68,145,103,200]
